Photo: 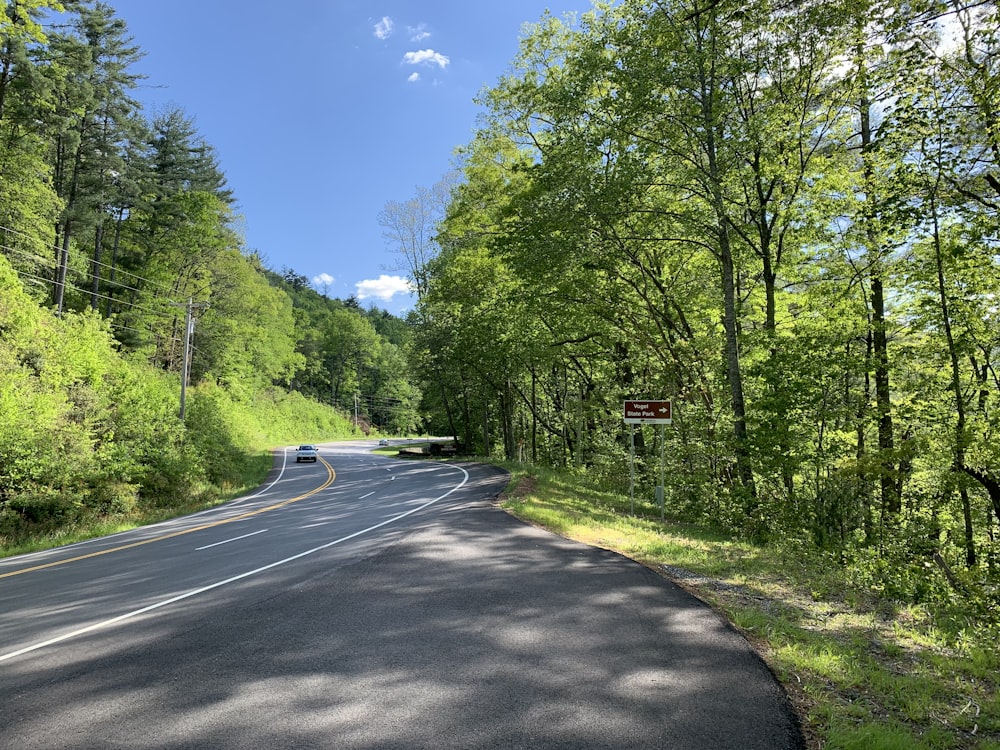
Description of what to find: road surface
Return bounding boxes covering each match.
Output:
[0,440,804,749]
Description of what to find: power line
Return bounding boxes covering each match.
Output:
[9,267,181,324]
[107,321,184,348]
[0,225,182,299]
[2,263,185,349]
[8,268,185,347]
[1,241,176,301]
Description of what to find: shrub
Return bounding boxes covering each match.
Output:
[7,487,79,525]
[90,481,140,516]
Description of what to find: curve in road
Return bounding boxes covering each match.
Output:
[0,441,805,749]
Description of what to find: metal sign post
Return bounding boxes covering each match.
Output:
[629,427,635,515]
[623,400,672,517]
[659,424,666,519]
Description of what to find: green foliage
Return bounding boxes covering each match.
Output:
[417,0,1000,597]
[1,6,998,739]
[268,267,422,433]
[0,250,359,548]
[825,723,929,750]
[183,382,257,488]
[0,2,417,551]
[251,387,357,444]
[194,249,304,394]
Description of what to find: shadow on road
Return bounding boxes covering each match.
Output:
[2,464,804,749]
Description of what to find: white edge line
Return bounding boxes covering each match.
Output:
[224,447,289,506]
[0,463,469,663]
[195,529,269,551]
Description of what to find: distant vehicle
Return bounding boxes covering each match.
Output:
[296,444,318,462]
[378,439,389,446]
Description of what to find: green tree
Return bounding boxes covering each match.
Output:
[45,1,144,314]
[0,0,64,122]
[0,1,65,281]
[192,250,304,396]
[323,307,380,409]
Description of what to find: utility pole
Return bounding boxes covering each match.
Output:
[170,298,209,420]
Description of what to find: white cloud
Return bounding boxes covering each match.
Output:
[408,24,430,42]
[312,272,335,286]
[402,49,449,69]
[407,72,421,83]
[374,16,393,40]
[356,275,414,301]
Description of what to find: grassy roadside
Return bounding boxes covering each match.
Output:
[0,450,275,559]
[497,464,999,750]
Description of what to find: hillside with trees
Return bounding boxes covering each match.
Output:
[0,1,419,546]
[409,0,1000,612]
[4,0,999,630]
[3,1,1000,743]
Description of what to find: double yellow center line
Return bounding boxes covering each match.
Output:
[0,457,336,580]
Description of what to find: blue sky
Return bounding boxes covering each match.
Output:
[103,1,599,314]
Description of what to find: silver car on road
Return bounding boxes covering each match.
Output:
[295,444,318,462]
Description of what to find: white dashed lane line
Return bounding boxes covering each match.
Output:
[196,529,269,551]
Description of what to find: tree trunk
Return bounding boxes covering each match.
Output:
[932,202,976,566]
[531,366,537,464]
[696,14,755,505]
[55,223,71,315]
[958,465,1000,529]
[461,379,473,451]
[105,208,125,316]
[502,379,516,461]
[719,228,755,499]
[961,488,976,568]
[481,389,490,458]
[852,334,876,546]
[0,44,12,124]
[857,42,898,518]
[871,275,898,515]
[90,220,103,310]
[436,366,459,445]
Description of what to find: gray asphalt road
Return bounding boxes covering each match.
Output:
[0,441,804,749]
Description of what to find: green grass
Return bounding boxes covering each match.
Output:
[499,464,999,750]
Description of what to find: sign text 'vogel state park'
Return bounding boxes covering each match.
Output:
[623,400,672,424]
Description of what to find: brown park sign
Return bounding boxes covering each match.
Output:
[623,399,672,424]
